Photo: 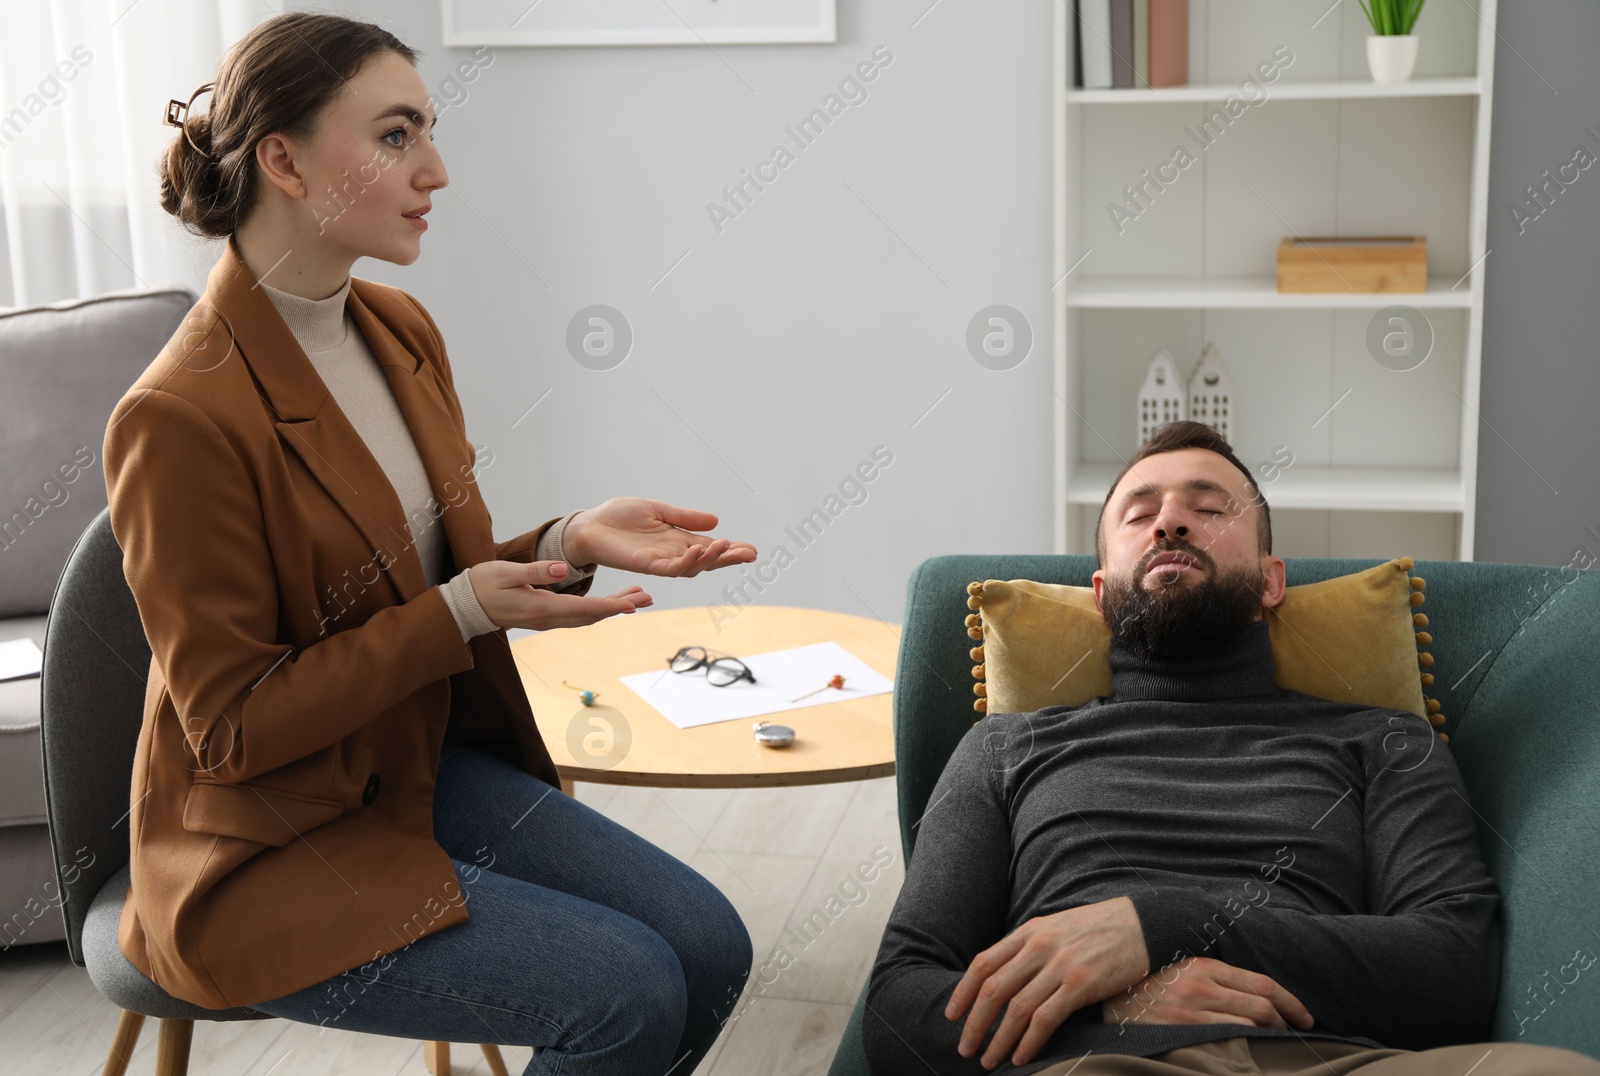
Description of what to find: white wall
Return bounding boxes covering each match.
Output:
[1476,0,1600,569]
[346,0,1057,630]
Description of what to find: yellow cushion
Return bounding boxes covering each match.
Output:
[965,558,1443,737]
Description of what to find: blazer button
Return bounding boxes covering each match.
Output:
[362,774,381,805]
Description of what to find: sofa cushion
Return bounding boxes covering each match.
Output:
[0,287,193,618]
[0,821,66,947]
[0,615,47,827]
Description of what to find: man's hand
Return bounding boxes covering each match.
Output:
[944,896,1149,1069]
[563,498,757,577]
[1104,955,1314,1032]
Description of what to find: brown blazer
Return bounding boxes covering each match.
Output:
[102,236,593,1010]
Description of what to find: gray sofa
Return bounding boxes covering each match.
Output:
[0,285,194,951]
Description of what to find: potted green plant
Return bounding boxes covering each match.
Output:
[1360,0,1426,82]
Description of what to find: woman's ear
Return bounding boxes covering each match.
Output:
[254,132,309,200]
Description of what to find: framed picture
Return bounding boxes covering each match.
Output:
[441,0,838,46]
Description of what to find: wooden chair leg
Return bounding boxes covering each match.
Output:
[559,777,575,797]
[102,1009,145,1076]
[154,1018,193,1076]
[481,1043,511,1076]
[424,1040,450,1075]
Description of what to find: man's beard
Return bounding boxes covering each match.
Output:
[1101,539,1266,662]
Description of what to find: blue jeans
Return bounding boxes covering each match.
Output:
[247,740,753,1075]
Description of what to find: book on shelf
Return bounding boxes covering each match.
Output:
[1110,0,1134,88]
[1079,0,1113,89]
[1133,0,1150,89]
[1073,0,1186,89]
[1149,0,1188,87]
[1072,0,1084,89]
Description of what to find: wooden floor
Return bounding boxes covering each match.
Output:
[0,776,903,1076]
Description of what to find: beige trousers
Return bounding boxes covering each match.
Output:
[1032,1035,1600,1075]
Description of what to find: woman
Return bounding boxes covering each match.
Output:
[104,12,754,1074]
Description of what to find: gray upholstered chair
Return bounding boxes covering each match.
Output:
[39,507,517,1076]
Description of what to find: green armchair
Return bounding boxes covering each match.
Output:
[828,554,1600,1074]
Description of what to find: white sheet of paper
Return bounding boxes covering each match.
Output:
[0,637,43,682]
[618,640,893,729]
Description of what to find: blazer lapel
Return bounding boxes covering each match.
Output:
[346,281,492,580]
[205,238,485,605]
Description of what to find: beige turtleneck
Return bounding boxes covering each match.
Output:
[259,276,593,641]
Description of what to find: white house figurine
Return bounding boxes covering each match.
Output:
[1187,342,1234,443]
[1137,347,1187,446]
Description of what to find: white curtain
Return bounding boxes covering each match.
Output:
[0,0,283,308]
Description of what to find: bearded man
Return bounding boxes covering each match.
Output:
[861,421,1600,1076]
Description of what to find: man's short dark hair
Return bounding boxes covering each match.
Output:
[1095,421,1272,566]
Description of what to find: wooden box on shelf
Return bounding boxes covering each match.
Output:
[1276,236,1427,294]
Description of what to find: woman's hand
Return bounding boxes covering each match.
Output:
[467,559,653,632]
[1102,955,1313,1032]
[563,498,757,577]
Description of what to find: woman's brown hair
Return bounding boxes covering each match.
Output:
[158,12,417,239]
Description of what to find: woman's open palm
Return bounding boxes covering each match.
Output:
[568,498,757,577]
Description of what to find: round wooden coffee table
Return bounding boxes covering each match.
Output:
[508,605,897,788]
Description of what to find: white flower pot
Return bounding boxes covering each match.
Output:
[1366,35,1420,83]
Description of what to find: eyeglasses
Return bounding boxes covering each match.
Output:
[666,646,757,687]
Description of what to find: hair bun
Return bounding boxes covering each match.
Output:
[157,113,223,233]
[186,112,215,155]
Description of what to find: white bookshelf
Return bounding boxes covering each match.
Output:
[1053,0,1497,561]
[1063,275,1475,309]
[1065,75,1482,104]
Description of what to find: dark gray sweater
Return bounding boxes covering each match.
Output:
[863,619,1501,1075]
